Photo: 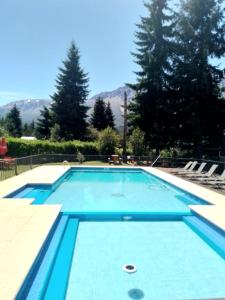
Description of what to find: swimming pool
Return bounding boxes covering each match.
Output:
[8,168,207,215]
[18,215,225,300]
[11,167,225,300]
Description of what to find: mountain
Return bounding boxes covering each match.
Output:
[0,86,135,128]
[0,99,51,124]
[87,86,135,129]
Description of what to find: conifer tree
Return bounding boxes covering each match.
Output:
[51,42,89,140]
[5,105,22,137]
[129,0,175,151]
[105,102,115,129]
[173,0,225,152]
[90,97,107,130]
[35,107,52,139]
[23,123,29,136]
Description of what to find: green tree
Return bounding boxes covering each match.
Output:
[35,107,52,139]
[90,97,107,130]
[23,121,35,136]
[105,102,115,129]
[128,0,176,152]
[98,127,119,155]
[51,42,89,140]
[173,0,225,152]
[85,126,99,141]
[29,120,35,136]
[50,123,61,142]
[0,126,8,137]
[129,127,145,156]
[23,123,29,136]
[5,105,22,137]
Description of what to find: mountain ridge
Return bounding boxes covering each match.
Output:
[0,86,135,128]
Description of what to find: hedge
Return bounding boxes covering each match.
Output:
[7,138,99,157]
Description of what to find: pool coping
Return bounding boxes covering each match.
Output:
[1,165,225,299]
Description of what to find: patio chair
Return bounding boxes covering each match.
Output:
[202,169,225,186]
[173,161,198,175]
[193,164,218,182]
[108,155,122,165]
[170,161,193,174]
[183,162,207,177]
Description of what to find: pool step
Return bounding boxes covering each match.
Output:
[43,217,79,300]
[20,215,69,300]
[184,216,225,259]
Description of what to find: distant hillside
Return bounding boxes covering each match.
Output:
[0,99,51,124]
[0,86,135,128]
[87,86,135,129]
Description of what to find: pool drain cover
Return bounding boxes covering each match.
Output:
[122,264,137,273]
[112,193,124,197]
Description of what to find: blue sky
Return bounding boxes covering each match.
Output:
[0,0,224,105]
[0,0,147,105]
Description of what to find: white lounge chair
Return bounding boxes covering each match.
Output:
[194,164,218,182]
[183,162,207,177]
[170,161,193,174]
[202,169,225,186]
[175,161,198,175]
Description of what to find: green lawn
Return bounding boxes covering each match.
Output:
[0,160,116,181]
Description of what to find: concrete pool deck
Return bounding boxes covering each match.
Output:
[0,165,225,299]
[0,166,69,300]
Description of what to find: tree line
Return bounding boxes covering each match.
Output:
[1,0,225,157]
[129,0,225,155]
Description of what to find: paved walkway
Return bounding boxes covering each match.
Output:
[147,167,225,231]
[0,166,69,300]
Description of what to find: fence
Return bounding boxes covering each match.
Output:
[1,153,225,182]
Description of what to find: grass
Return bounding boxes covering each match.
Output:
[47,161,109,166]
[0,161,112,181]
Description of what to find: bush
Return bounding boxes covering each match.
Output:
[50,124,61,142]
[98,127,119,155]
[129,127,145,156]
[159,148,192,158]
[76,151,85,164]
[7,138,99,157]
[0,126,8,137]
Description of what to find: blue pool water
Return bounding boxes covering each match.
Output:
[9,168,206,214]
[12,167,225,300]
[65,221,225,300]
[20,217,225,300]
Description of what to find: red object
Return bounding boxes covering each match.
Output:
[0,137,8,156]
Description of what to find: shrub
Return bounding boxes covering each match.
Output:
[7,137,99,157]
[77,151,85,164]
[129,127,145,156]
[98,127,119,155]
[50,124,61,142]
[0,126,8,137]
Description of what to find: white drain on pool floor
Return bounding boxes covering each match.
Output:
[122,264,137,273]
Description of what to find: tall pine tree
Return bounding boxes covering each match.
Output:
[129,0,176,151]
[90,97,107,130]
[173,0,225,152]
[35,106,52,139]
[51,42,89,140]
[105,102,115,129]
[5,105,22,137]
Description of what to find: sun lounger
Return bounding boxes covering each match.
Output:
[170,161,193,173]
[183,162,207,177]
[174,161,198,175]
[202,169,225,186]
[193,164,218,182]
